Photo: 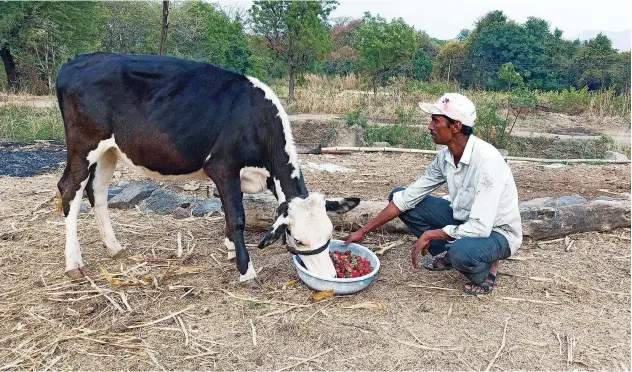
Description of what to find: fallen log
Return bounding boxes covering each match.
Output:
[242,192,631,241]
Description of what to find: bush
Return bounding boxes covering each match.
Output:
[346,108,368,127]
[365,124,434,149]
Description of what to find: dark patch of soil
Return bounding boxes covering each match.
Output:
[0,141,66,177]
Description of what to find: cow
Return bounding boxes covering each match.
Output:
[55,52,360,287]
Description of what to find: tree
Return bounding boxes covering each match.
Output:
[250,0,337,100]
[353,13,418,94]
[158,1,170,55]
[455,29,470,42]
[432,41,467,84]
[0,1,106,93]
[168,1,254,73]
[101,1,161,55]
[498,62,523,90]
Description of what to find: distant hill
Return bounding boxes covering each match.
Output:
[571,30,631,52]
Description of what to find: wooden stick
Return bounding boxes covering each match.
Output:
[249,319,257,347]
[500,297,560,305]
[177,232,183,258]
[408,284,458,291]
[128,305,194,329]
[484,316,510,372]
[177,316,189,347]
[85,276,124,313]
[274,348,333,372]
[394,338,460,352]
[146,349,167,372]
[319,147,631,164]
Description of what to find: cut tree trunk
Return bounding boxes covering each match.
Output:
[158,1,170,56]
[241,192,631,241]
[288,51,296,101]
[0,44,20,93]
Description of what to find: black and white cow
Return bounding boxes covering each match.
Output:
[55,52,359,286]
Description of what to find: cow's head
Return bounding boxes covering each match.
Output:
[258,193,360,277]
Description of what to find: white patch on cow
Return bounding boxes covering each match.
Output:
[65,178,89,272]
[92,148,123,257]
[299,250,336,278]
[87,135,207,180]
[239,260,257,282]
[246,76,300,178]
[224,237,236,260]
[240,167,269,194]
[285,193,336,277]
[273,177,286,203]
[272,214,290,231]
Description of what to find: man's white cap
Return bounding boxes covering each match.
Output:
[418,93,477,127]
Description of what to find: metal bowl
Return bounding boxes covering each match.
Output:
[293,239,380,295]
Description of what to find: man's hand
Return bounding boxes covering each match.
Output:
[411,233,431,269]
[342,230,366,246]
[411,229,453,269]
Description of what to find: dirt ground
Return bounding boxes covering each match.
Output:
[0,153,630,371]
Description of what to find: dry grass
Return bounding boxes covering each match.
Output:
[0,156,630,370]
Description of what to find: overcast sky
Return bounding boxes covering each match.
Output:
[216,0,631,41]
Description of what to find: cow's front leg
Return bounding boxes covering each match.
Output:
[208,169,260,288]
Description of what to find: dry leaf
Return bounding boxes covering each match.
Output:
[183,182,200,191]
[342,301,388,312]
[312,289,334,302]
[283,279,299,289]
[99,265,142,287]
[372,236,408,255]
[163,266,205,280]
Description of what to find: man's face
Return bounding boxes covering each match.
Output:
[428,115,459,145]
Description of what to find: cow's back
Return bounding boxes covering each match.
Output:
[56,53,279,176]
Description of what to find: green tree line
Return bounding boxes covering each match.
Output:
[1,1,629,98]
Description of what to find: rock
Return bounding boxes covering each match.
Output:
[107,186,124,201]
[80,203,91,214]
[138,188,192,214]
[304,162,355,173]
[543,163,566,168]
[108,183,156,209]
[330,125,366,147]
[372,142,391,148]
[553,195,586,207]
[191,199,223,217]
[604,151,628,161]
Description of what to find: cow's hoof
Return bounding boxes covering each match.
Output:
[240,278,262,289]
[65,267,86,279]
[109,248,128,259]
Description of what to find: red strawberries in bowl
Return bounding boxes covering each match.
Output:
[330,250,374,278]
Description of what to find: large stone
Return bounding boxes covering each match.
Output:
[107,186,124,201]
[604,151,628,161]
[191,199,223,217]
[108,183,156,209]
[138,188,190,214]
[330,125,366,147]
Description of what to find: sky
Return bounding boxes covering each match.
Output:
[215,0,631,42]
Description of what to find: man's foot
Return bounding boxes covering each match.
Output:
[423,255,453,271]
[463,260,500,295]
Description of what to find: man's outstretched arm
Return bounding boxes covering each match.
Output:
[343,201,401,245]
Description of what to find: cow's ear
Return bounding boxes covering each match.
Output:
[325,197,360,214]
[258,214,289,248]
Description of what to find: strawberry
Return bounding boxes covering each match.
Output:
[344,250,351,256]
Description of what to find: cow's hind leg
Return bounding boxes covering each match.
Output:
[92,149,124,257]
[58,155,91,278]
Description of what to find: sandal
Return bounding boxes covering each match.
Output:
[423,255,453,271]
[463,272,498,296]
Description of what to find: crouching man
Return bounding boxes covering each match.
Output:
[344,93,522,295]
